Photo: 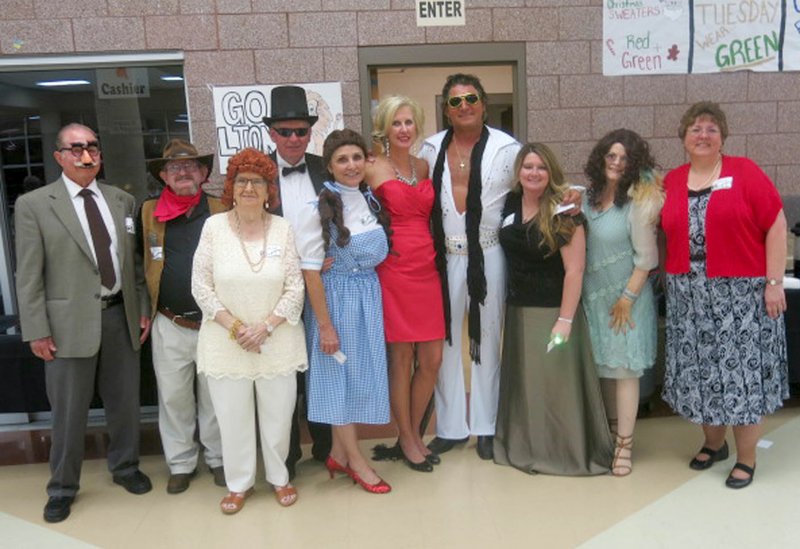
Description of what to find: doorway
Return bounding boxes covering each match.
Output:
[358,43,526,145]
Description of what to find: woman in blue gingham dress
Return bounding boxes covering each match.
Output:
[295,129,392,493]
[304,225,389,425]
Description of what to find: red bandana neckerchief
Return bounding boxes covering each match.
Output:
[153,185,203,222]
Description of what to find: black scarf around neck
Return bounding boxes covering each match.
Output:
[431,126,490,363]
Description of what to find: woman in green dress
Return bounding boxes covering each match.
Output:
[582,129,663,476]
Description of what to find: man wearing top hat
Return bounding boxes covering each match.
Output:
[262,85,331,477]
[138,139,226,494]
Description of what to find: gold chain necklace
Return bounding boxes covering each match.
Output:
[234,210,269,273]
[453,142,469,171]
[453,136,475,171]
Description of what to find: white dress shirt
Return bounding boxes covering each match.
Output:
[275,153,319,233]
[62,175,122,295]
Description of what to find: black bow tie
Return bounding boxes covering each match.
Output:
[282,164,307,177]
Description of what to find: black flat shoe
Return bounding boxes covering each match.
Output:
[44,496,74,523]
[427,436,469,455]
[725,462,756,489]
[113,470,152,494]
[476,436,494,460]
[401,449,433,473]
[425,452,441,465]
[689,440,729,470]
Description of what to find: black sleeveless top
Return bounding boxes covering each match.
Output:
[499,192,585,308]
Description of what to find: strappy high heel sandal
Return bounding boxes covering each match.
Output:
[611,434,633,477]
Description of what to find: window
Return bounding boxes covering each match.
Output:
[0,52,188,320]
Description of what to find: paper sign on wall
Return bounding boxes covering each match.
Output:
[212,82,343,175]
[416,0,465,27]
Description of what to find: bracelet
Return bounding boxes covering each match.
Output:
[229,319,243,340]
[557,317,573,324]
[622,288,639,302]
[264,320,274,335]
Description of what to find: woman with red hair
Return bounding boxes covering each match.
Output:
[192,148,307,513]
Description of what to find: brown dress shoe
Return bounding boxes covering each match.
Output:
[167,470,197,494]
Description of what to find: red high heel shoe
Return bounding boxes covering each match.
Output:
[325,455,350,479]
[347,468,392,494]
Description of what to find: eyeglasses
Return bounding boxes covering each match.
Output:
[58,141,100,157]
[164,161,201,174]
[234,177,268,187]
[447,93,480,108]
[604,153,627,165]
[272,127,310,138]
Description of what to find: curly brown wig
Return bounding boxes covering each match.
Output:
[584,129,657,210]
[221,148,279,210]
[318,129,391,250]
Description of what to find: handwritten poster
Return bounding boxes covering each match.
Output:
[212,82,343,174]
[786,2,800,71]
[604,0,690,75]
[604,0,800,75]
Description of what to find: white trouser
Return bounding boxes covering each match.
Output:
[207,373,296,492]
[434,245,506,438]
[152,313,222,473]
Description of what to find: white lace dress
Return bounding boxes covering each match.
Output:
[192,212,307,380]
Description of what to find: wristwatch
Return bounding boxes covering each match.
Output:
[265,321,275,335]
[767,277,782,287]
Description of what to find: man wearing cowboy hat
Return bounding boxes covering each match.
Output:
[263,85,331,477]
[139,138,226,494]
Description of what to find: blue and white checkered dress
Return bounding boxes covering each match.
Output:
[306,225,390,425]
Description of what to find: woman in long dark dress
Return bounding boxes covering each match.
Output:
[493,143,613,476]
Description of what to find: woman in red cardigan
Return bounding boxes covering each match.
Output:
[660,101,788,489]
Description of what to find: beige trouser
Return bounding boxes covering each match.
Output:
[206,373,296,492]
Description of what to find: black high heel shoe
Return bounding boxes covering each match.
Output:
[401,449,433,473]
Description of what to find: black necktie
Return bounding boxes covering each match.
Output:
[78,188,116,290]
[282,164,307,177]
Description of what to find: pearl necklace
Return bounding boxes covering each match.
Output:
[234,210,269,273]
[688,156,722,191]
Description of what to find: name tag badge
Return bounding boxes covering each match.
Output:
[265,245,282,258]
[150,246,163,261]
[125,216,135,234]
[501,213,515,228]
[711,176,733,191]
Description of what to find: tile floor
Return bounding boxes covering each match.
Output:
[1,408,798,549]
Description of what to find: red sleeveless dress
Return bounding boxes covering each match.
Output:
[375,178,445,342]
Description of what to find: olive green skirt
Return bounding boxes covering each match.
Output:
[493,304,613,476]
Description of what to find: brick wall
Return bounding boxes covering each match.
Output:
[2,0,799,207]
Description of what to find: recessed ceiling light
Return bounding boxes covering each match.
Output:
[36,80,91,87]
